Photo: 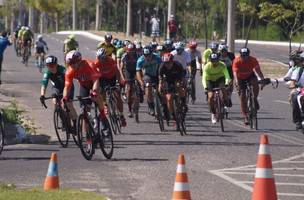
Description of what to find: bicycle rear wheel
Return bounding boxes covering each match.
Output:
[53,108,69,148]
[155,94,165,132]
[248,89,257,130]
[173,96,186,136]
[77,114,94,160]
[218,98,224,132]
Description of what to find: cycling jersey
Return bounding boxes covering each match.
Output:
[93,57,117,79]
[220,55,233,79]
[65,60,99,90]
[35,40,48,54]
[232,56,260,80]
[185,48,202,61]
[97,42,116,56]
[159,61,185,83]
[291,66,304,87]
[203,48,212,63]
[22,30,33,40]
[171,50,191,70]
[136,54,161,77]
[116,48,125,59]
[17,29,25,38]
[121,52,138,73]
[202,61,230,89]
[41,65,65,90]
[64,39,79,54]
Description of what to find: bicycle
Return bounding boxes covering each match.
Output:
[105,85,122,135]
[36,53,45,73]
[130,79,142,123]
[211,87,228,132]
[243,78,278,130]
[22,41,31,66]
[0,109,5,155]
[172,83,187,136]
[152,83,165,132]
[186,74,196,104]
[41,95,79,148]
[77,96,114,160]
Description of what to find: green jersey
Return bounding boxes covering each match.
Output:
[41,65,66,90]
[64,39,79,54]
[202,61,231,89]
[203,48,212,64]
[116,48,125,59]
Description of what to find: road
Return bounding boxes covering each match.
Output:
[0,33,304,200]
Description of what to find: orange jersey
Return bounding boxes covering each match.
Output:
[232,56,260,80]
[65,59,99,89]
[93,57,118,79]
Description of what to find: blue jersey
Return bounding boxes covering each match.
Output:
[0,36,11,56]
[136,53,161,77]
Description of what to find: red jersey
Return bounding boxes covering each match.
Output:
[65,59,99,89]
[168,19,177,33]
[93,57,118,79]
[232,56,260,80]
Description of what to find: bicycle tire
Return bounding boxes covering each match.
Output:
[112,96,122,134]
[191,79,196,104]
[0,114,4,155]
[53,108,69,148]
[108,100,121,135]
[250,88,258,130]
[77,114,94,160]
[218,97,224,132]
[173,96,184,136]
[99,119,114,159]
[155,93,165,132]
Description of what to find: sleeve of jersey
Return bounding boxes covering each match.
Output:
[290,68,300,81]
[232,59,239,73]
[222,63,231,85]
[41,73,49,88]
[202,64,208,89]
[253,58,260,70]
[136,57,144,71]
[64,70,73,90]
[186,52,191,64]
[90,63,101,80]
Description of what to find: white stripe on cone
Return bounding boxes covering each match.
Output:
[258,144,270,155]
[255,168,274,179]
[176,164,187,173]
[173,182,190,191]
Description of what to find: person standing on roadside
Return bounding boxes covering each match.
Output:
[0,31,12,84]
[168,15,178,42]
[150,15,160,42]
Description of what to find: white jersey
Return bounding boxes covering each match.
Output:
[185,48,202,61]
[291,66,304,87]
[171,50,191,70]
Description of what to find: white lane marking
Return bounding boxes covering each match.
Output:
[225,167,304,171]
[278,193,304,197]
[274,100,290,105]
[266,59,288,67]
[224,171,304,177]
[240,181,304,186]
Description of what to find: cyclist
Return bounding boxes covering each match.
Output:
[185,40,203,103]
[168,15,178,41]
[232,47,266,125]
[121,44,140,118]
[93,48,127,127]
[34,34,49,72]
[40,55,77,131]
[218,43,233,107]
[13,25,21,56]
[20,26,34,62]
[155,45,165,57]
[136,47,162,116]
[0,31,12,84]
[63,34,79,60]
[203,42,218,65]
[158,53,186,122]
[135,43,143,57]
[286,51,304,130]
[63,50,111,134]
[203,53,231,124]
[97,34,116,58]
[163,39,174,53]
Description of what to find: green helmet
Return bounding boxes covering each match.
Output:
[68,34,75,40]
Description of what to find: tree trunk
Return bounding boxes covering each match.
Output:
[245,15,254,48]
[204,9,208,49]
[55,12,59,32]
[126,0,132,36]
[72,0,77,30]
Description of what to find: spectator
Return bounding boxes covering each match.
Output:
[168,14,178,42]
[150,15,160,42]
[0,31,12,84]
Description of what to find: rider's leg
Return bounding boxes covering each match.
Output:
[250,76,260,110]
[208,91,215,114]
[126,82,134,113]
[291,92,302,128]
[166,93,174,119]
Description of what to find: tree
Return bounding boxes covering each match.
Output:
[259,0,304,52]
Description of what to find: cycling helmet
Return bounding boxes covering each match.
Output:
[112,38,119,46]
[25,26,30,30]
[289,50,303,61]
[45,55,58,65]
[37,34,43,40]
[175,42,184,50]
[104,33,112,41]
[143,47,151,55]
[218,43,228,52]
[96,48,107,60]
[149,41,158,51]
[116,40,123,48]
[162,53,174,62]
[68,34,75,40]
[210,53,220,62]
[210,42,218,51]
[123,40,131,47]
[300,52,304,61]
[164,39,173,46]
[135,43,142,49]
[188,41,198,49]
[239,47,250,57]
[126,43,135,52]
[66,50,82,65]
[21,26,26,30]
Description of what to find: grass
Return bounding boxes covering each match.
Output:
[0,183,107,200]
[259,58,288,79]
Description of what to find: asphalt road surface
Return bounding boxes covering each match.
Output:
[0,33,304,200]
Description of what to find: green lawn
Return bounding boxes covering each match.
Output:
[0,184,107,200]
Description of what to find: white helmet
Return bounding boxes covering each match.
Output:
[96,48,107,60]
[37,34,43,40]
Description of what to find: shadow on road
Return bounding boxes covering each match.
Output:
[0,156,51,161]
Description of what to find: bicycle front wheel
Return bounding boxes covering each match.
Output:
[53,108,69,148]
[99,119,114,159]
[155,94,165,132]
[0,115,4,155]
[77,114,94,160]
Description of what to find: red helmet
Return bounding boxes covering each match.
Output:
[126,43,135,52]
[162,53,174,62]
[189,41,197,49]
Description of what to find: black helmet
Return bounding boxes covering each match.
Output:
[45,55,58,65]
[239,47,250,57]
[289,50,303,61]
[104,34,112,41]
[210,53,219,62]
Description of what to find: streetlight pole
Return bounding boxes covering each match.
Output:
[126,0,132,36]
[167,0,176,39]
[227,0,235,52]
[72,0,77,30]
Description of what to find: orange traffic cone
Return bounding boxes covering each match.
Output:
[252,134,277,200]
[44,152,59,191]
[172,154,191,200]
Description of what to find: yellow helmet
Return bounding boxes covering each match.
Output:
[68,34,75,40]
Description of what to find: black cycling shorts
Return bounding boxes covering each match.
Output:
[206,76,225,91]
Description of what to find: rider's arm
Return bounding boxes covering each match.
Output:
[221,62,231,85]
[136,57,144,86]
[40,72,49,96]
[63,68,73,98]
[253,61,265,80]
[202,63,209,89]
[232,59,239,84]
